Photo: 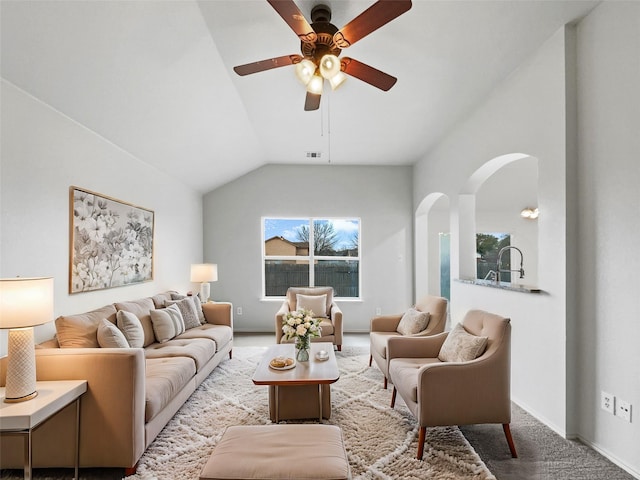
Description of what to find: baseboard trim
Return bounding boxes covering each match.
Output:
[511,397,566,437]
[574,435,640,480]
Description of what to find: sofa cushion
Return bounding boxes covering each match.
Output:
[55,304,117,348]
[165,297,200,330]
[397,308,430,335]
[114,298,156,347]
[150,291,177,309]
[145,356,196,422]
[150,304,185,343]
[97,318,129,348]
[144,338,216,371]
[116,310,144,348]
[176,324,233,352]
[438,322,488,363]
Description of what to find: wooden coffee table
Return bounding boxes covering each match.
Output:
[252,342,340,422]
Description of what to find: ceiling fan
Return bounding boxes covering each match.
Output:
[233,0,412,111]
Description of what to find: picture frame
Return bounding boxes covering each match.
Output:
[69,186,154,294]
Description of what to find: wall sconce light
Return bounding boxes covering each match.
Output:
[520,207,539,219]
[190,264,218,302]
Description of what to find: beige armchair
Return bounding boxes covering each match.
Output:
[275,287,343,351]
[387,309,517,460]
[369,294,448,388]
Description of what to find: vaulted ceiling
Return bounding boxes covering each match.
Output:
[1,1,598,193]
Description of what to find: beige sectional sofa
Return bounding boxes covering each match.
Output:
[0,291,233,473]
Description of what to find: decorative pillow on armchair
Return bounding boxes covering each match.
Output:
[396,308,430,335]
[438,323,488,362]
[296,294,328,318]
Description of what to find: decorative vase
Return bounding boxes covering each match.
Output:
[295,335,310,362]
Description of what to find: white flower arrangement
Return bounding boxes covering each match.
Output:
[281,308,322,342]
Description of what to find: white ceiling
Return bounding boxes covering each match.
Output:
[1,0,598,193]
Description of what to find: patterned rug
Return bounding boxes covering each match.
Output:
[125,345,495,480]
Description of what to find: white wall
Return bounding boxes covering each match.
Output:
[203,164,413,333]
[413,3,640,476]
[575,2,640,474]
[0,81,204,355]
[414,26,571,434]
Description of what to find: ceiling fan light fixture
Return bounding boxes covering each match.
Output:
[295,59,316,85]
[319,54,340,79]
[329,71,347,90]
[306,74,324,95]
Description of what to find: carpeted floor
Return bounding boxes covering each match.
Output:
[1,345,493,480]
[461,404,637,480]
[1,345,636,479]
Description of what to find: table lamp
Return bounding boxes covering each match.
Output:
[190,264,217,303]
[0,277,54,403]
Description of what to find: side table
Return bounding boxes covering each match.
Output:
[1,380,87,480]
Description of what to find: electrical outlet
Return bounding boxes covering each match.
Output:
[236,307,242,316]
[617,400,632,422]
[375,307,382,315]
[601,391,615,414]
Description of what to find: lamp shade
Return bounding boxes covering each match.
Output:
[0,277,54,329]
[190,264,218,283]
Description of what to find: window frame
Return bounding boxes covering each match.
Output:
[262,217,361,300]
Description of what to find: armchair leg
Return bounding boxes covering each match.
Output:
[384,377,388,389]
[390,386,397,408]
[229,349,233,359]
[417,426,426,460]
[369,354,372,367]
[502,423,518,458]
[337,345,341,351]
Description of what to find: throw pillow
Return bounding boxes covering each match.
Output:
[165,297,201,330]
[396,308,430,335]
[149,304,185,343]
[97,319,129,348]
[116,310,144,348]
[438,323,489,362]
[171,293,206,324]
[296,294,327,318]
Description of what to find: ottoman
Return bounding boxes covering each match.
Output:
[200,424,351,480]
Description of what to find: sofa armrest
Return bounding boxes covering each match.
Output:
[387,332,449,360]
[370,314,403,332]
[202,302,233,328]
[275,301,290,343]
[416,354,511,426]
[0,348,146,469]
[330,303,343,346]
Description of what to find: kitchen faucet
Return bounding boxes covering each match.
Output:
[496,246,525,284]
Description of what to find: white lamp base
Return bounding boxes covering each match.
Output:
[199,282,211,303]
[4,327,38,403]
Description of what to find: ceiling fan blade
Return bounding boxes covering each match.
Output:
[341,57,397,91]
[334,0,412,48]
[267,0,317,43]
[234,54,302,76]
[304,91,321,111]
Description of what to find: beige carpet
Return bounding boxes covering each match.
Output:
[125,345,495,480]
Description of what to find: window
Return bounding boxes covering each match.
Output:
[476,232,511,281]
[263,218,360,298]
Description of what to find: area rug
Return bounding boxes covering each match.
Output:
[126,345,495,480]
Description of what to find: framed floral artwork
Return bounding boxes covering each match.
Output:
[69,186,154,294]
